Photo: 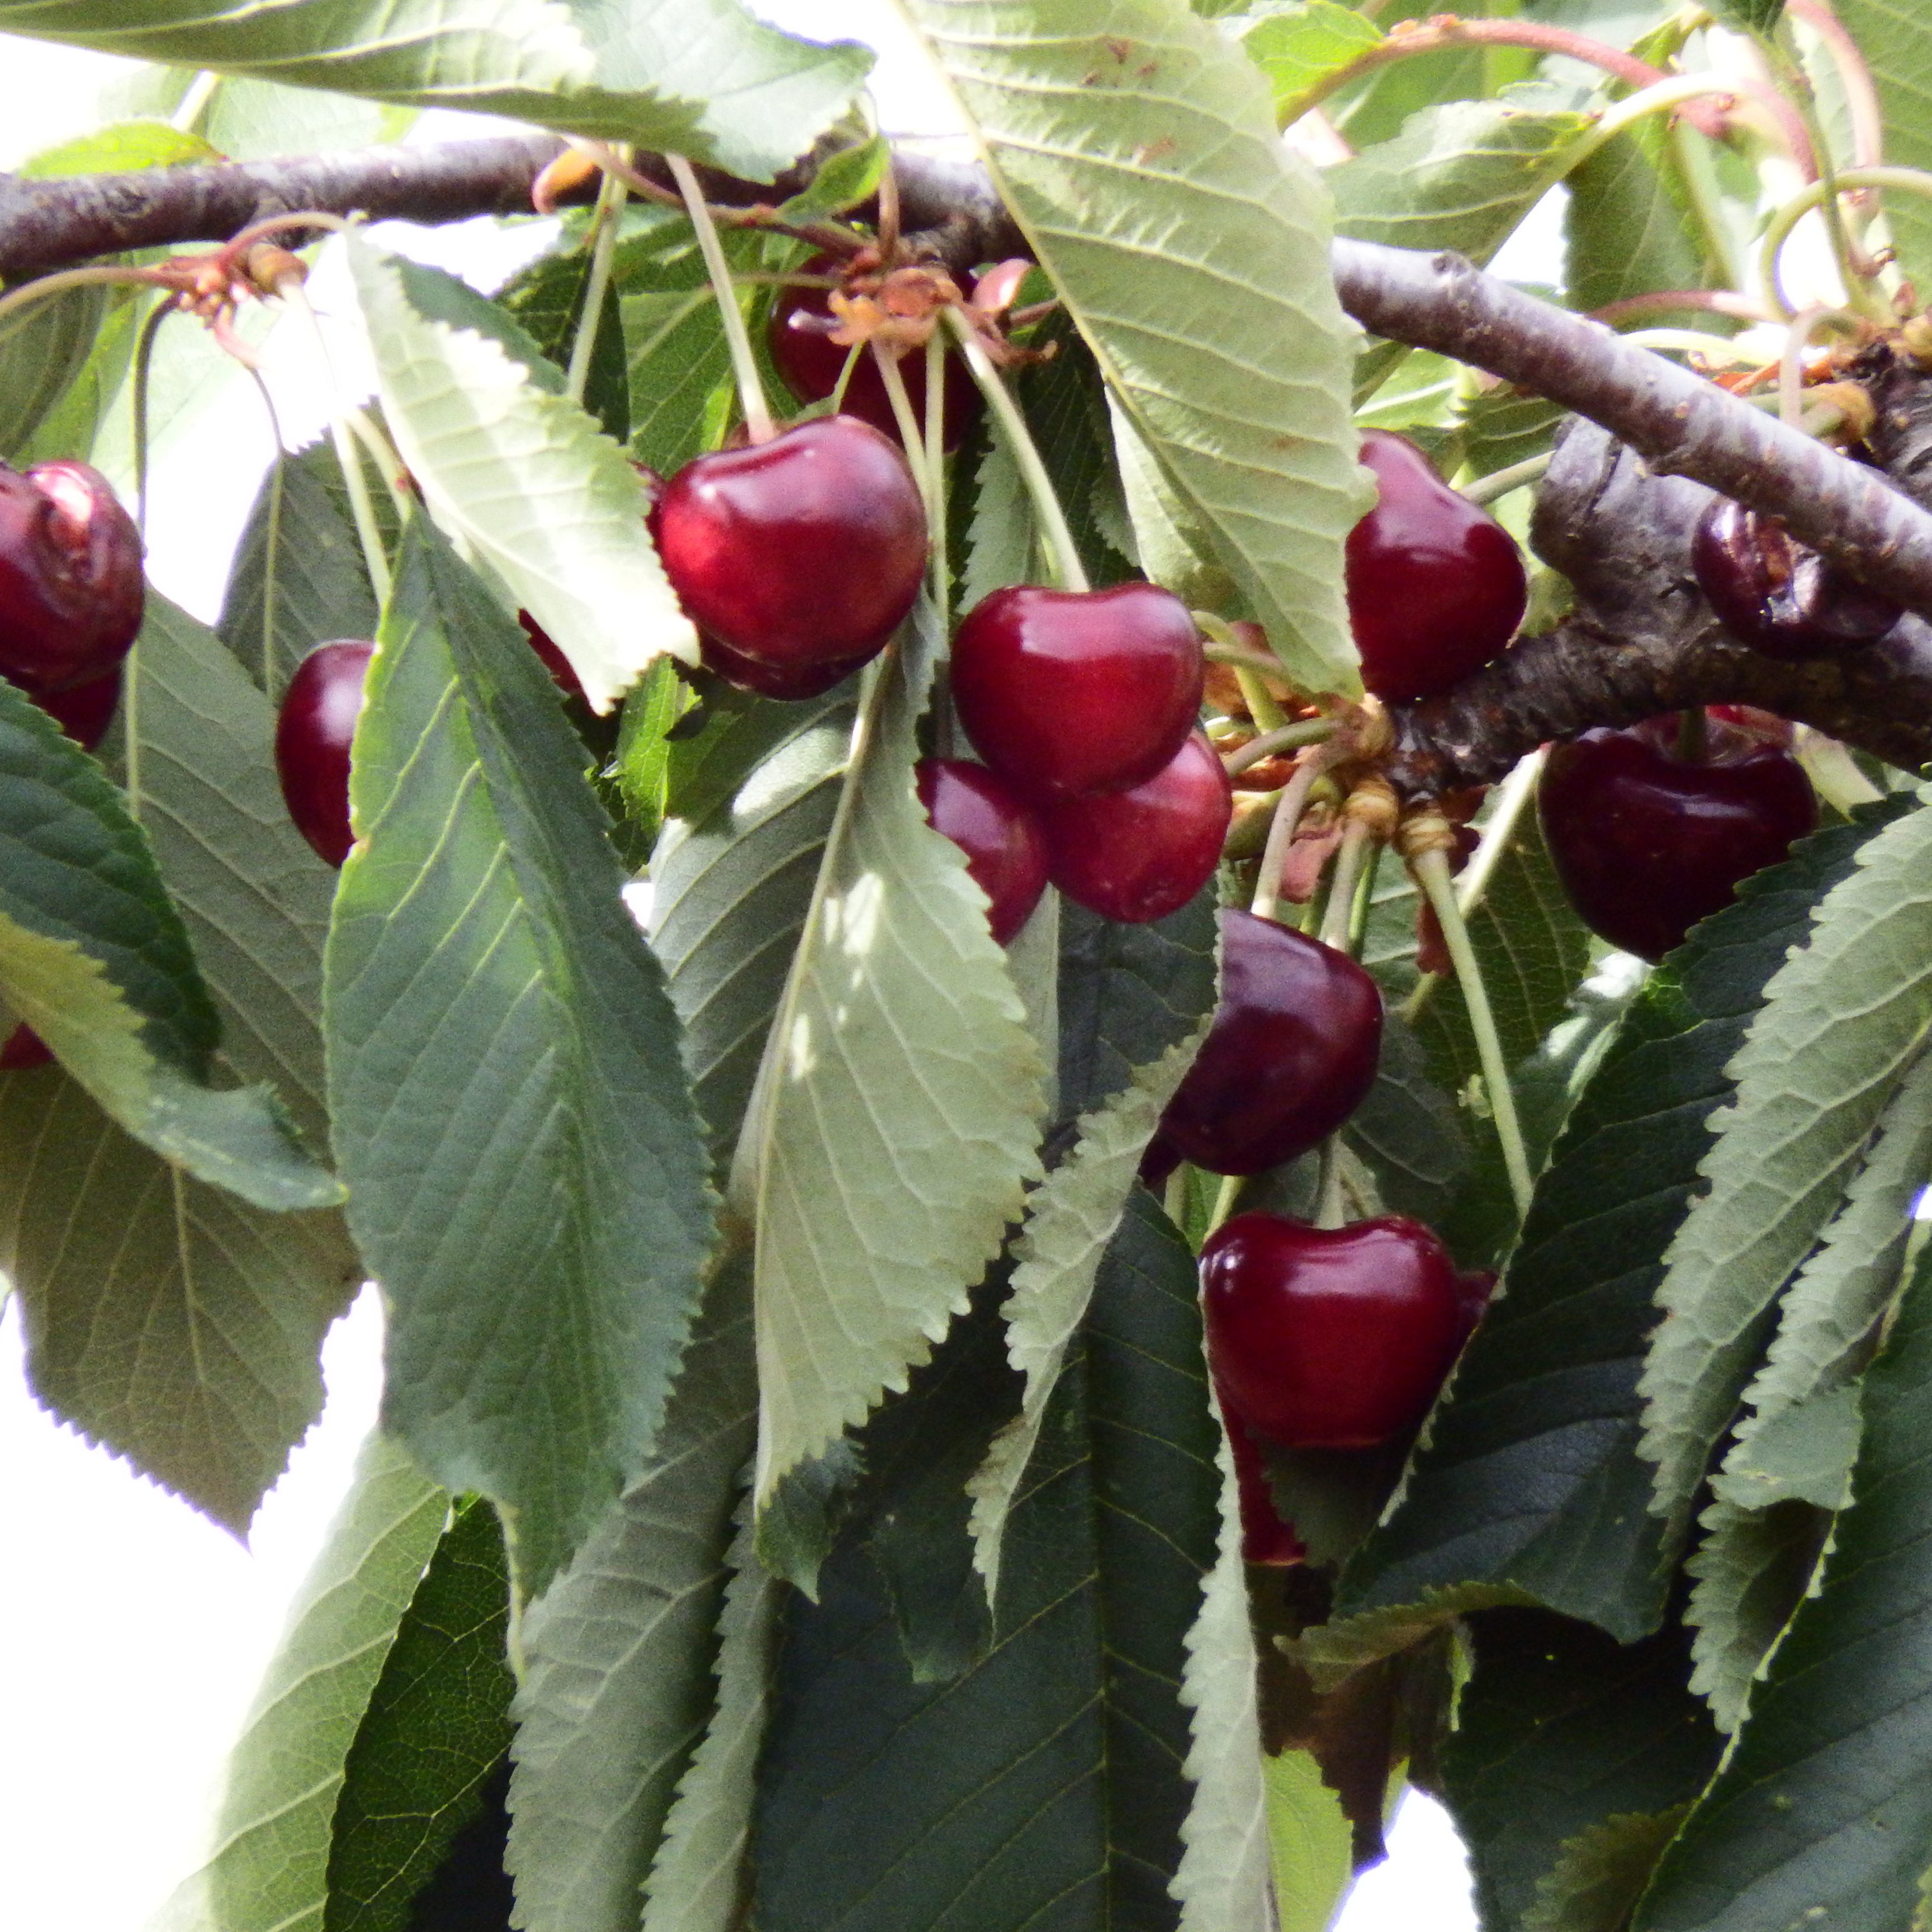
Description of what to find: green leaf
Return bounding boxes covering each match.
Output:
[901,0,1369,695]
[1524,1808,1696,1932]
[730,604,1045,1516]
[325,1498,515,1932]
[750,1188,1222,1931]
[1640,798,1932,1546]
[1344,1008,1471,1233]
[1330,95,1594,266]
[1563,131,1707,327]
[1341,807,1911,1642]
[0,287,111,462]
[960,423,1036,612]
[152,1433,448,1932]
[494,217,632,444]
[1,0,871,182]
[967,1027,1208,1598]
[648,686,858,1171]
[1634,1244,1932,1932]
[1712,0,1786,30]
[349,236,695,713]
[0,669,338,1209]
[507,1253,756,1932]
[1242,1,1382,125]
[1441,1608,1722,1932]
[612,220,735,479]
[218,444,382,697]
[1262,1751,1354,1932]
[21,117,219,173]
[324,518,714,1599]
[1831,2,1932,289]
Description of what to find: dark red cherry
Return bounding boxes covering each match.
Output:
[1692,497,1900,660]
[1155,910,1382,1176]
[1346,429,1526,700]
[768,254,982,452]
[699,630,869,700]
[1201,1212,1467,1449]
[1038,730,1230,923]
[31,666,120,750]
[951,583,1204,803]
[916,757,1049,944]
[1217,1391,1306,1566]
[0,1023,53,1070]
[0,460,144,692]
[1539,713,1818,961]
[276,641,373,868]
[653,416,927,674]
[517,612,585,702]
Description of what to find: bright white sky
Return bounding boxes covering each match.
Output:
[0,11,1479,1929]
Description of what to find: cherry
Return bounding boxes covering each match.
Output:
[1346,430,1526,701]
[517,612,585,702]
[0,1024,53,1070]
[1539,713,1818,961]
[276,641,373,868]
[1200,1212,1468,1449]
[1037,729,1230,924]
[915,757,1049,944]
[768,254,982,452]
[653,416,927,675]
[1148,911,1381,1178]
[1692,497,1900,660]
[1218,1392,1306,1566]
[31,666,120,750]
[951,583,1204,803]
[0,460,144,693]
[699,629,870,700]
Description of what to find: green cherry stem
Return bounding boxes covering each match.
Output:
[1318,817,1372,952]
[1250,747,1336,925]
[667,151,774,444]
[943,305,1088,593]
[1223,717,1335,776]
[1460,450,1554,506]
[873,346,934,517]
[1412,841,1534,1218]
[565,159,629,407]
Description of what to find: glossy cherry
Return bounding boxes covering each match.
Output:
[916,757,1049,944]
[654,416,927,674]
[1346,429,1527,701]
[1201,1212,1468,1450]
[1539,712,1818,961]
[0,1024,53,1070]
[32,667,120,750]
[1038,730,1229,924]
[0,459,144,692]
[517,612,585,702]
[951,582,1204,803]
[1149,910,1381,1177]
[699,629,870,700]
[1692,497,1900,660]
[276,641,373,868]
[768,254,982,452]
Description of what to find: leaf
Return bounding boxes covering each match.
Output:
[1439,1608,1721,1932]
[504,1252,754,1932]
[901,0,1368,695]
[496,217,632,444]
[1830,2,1932,290]
[750,1188,1222,1931]
[349,238,695,713]
[1330,94,1593,266]
[0,668,338,1208]
[1524,1808,1695,1932]
[1633,1244,1932,1932]
[1341,807,1911,1643]
[1242,1,1383,125]
[0,286,109,462]
[640,1503,782,1932]
[960,423,1036,612]
[1639,798,1932,1546]
[324,518,714,1599]
[3,0,871,182]
[152,1433,448,1932]
[21,117,219,173]
[218,444,381,698]
[648,685,858,1171]
[1713,0,1786,31]
[1344,1007,1471,1233]
[967,1027,1208,1599]
[324,1497,515,1932]
[1563,131,1707,328]
[730,603,1045,1514]
[1261,1752,1353,1932]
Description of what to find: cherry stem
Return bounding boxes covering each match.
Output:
[1759,165,1932,317]
[667,152,773,445]
[873,346,934,517]
[1234,666,1290,733]
[1676,705,1708,761]
[565,159,628,408]
[1460,451,1554,508]
[1588,288,1775,326]
[943,305,1089,593]
[1319,817,1372,953]
[130,295,173,538]
[1412,843,1534,1218]
[0,262,176,328]
[344,405,413,520]
[1223,718,1334,777]
[1203,640,1290,678]
[1313,1140,1347,1232]
[1786,0,1884,188]
[827,340,863,415]
[1250,747,1336,924]
[1206,1173,1245,1240]
[924,332,950,632]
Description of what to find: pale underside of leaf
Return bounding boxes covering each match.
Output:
[1639,798,1932,1540]
[350,236,695,713]
[898,0,1370,695]
[737,604,1046,1506]
[1,0,872,182]
[967,1023,1207,1600]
